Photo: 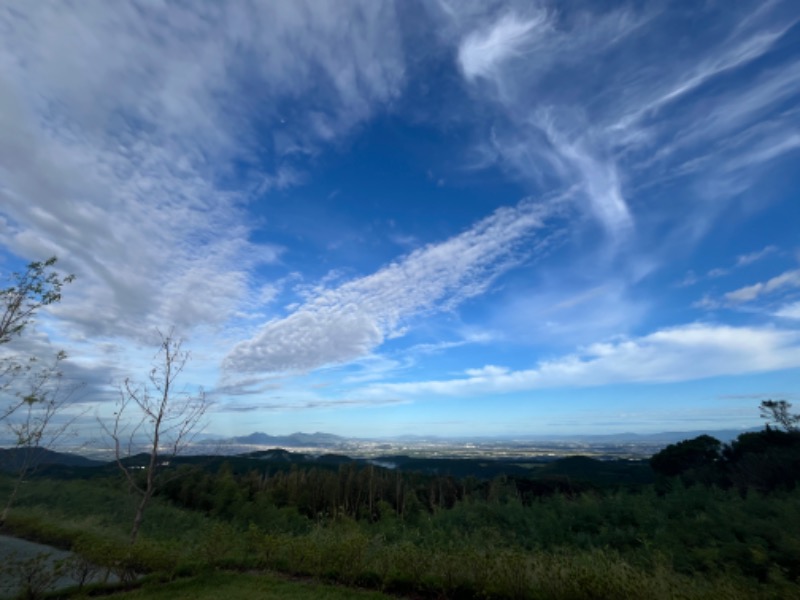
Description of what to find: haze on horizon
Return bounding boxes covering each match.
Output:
[1,0,799,443]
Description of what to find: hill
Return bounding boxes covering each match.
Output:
[0,447,105,472]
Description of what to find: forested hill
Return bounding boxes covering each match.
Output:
[0,448,104,472]
[0,445,654,488]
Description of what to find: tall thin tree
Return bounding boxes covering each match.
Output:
[103,331,209,544]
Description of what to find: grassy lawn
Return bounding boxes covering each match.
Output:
[108,571,396,600]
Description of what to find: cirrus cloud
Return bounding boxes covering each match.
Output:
[361,324,800,398]
[223,196,566,375]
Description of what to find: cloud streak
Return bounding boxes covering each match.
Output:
[224,197,565,374]
[362,324,800,398]
[449,1,799,253]
[725,269,800,304]
[458,12,548,81]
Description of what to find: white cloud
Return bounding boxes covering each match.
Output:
[775,302,800,320]
[613,21,794,133]
[454,8,645,238]
[224,197,564,374]
[449,1,797,262]
[724,269,800,303]
[458,12,547,81]
[362,324,800,398]
[0,1,405,342]
[537,121,632,233]
[679,245,777,286]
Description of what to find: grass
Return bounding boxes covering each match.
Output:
[100,571,395,600]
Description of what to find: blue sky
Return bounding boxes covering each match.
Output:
[1,0,799,440]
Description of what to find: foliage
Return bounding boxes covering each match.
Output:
[106,570,393,600]
[649,434,721,478]
[1,256,75,423]
[0,256,79,526]
[3,457,799,598]
[0,550,66,600]
[2,401,799,598]
[0,256,74,346]
[760,399,800,432]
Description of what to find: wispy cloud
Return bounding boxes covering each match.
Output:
[612,19,796,133]
[679,245,778,286]
[454,8,638,237]
[775,301,800,320]
[223,196,566,374]
[458,12,548,82]
[362,324,800,398]
[449,1,798,263]
[213,395,406,413]
[0,1,405,343]
[725,269,800,303]
[737,246,779,267]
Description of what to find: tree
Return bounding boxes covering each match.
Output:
[0,257,78,524]
[1,256,74,416]
[723,405,800,491]
[0,256,74,345]
[103,331,209,544]
[650,435,722,478]
[759,399,800,432]
[0,350,83,524]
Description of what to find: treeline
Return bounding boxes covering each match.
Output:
[650,421,800,492]
[157,417,800,531]
[160,460,593,524]
[5,449,799,598]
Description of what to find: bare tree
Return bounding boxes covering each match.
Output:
[103,331,209,544]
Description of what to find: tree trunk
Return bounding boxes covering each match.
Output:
[130,490,152,544]
[0,480,21,525]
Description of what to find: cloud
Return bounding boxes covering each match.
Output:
[0,1,405,342]
[224,196,565,374]
[775,301,800,320]
[679,245,778,286]
[448,0,798,264]
[458,12,547,81]
[453,7,639,237]
[724,269,800,303]
[537,121,632,233]
[213,395,407,413]
[362,324,800,398]
[612,19,795,133]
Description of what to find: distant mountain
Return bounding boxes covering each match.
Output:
[0,447,105,472]
[559,428,761,445]
[387,428,761,445]
[204,428,761,452]
[213,431,348,448]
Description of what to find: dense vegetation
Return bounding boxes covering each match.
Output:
[1,417,799,599]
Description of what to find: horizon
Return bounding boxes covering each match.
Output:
[1,1,799,441]
[0,423,766,463]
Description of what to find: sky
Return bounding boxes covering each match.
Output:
[1,0,799,441]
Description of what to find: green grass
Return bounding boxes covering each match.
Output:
[96,571,394,600]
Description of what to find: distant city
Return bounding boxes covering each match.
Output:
[178,428,759,461]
